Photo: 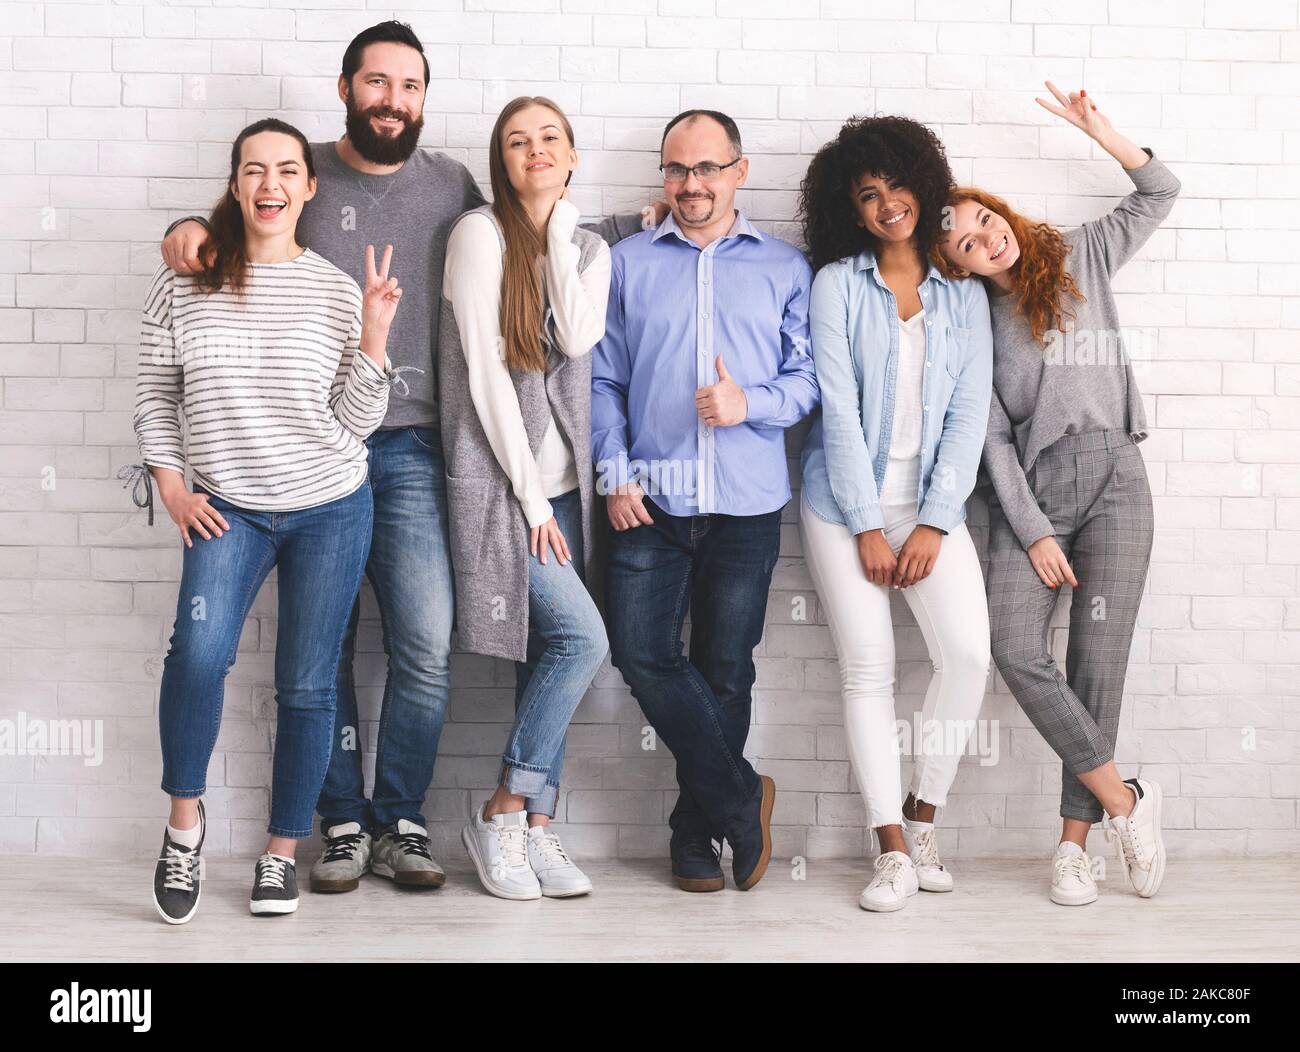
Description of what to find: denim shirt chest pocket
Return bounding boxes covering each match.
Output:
[944,324,974,379]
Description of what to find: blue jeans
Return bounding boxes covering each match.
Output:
[159,481,373,839]
[605,497,781,840]
[508,488,608,817]
[317,428,455,834]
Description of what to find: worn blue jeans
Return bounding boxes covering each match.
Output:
[506,488,608,817]
[317,427,456,834]
[159,481,373,839]
[605,497,781,841]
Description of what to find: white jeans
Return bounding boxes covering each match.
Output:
[799,494,991,829]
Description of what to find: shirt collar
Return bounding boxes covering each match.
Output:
[651,208,764,246]
[852,245,951,287]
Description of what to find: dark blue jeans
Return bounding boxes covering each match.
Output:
[605,497,781,840]
[159,481,373,839]
[317,427,455,834]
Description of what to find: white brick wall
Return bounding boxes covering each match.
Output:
[0,0,1296,862]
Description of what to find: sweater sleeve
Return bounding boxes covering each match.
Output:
[982,393,1055,550]
[582,211,651,247]
[545,198,611,359]
[328,283,391,441]
[1079,150,1182,278]
[445,212,553,529]
[132,263,187,475]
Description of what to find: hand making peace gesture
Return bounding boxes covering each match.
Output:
[363,243,403,332]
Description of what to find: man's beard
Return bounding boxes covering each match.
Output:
[344,97,424,166]
[674,191,716,225]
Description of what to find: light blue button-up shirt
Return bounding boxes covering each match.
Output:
[800,248,993,535]
[592,210,819,517]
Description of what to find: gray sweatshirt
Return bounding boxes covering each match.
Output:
[173,141,642,431]
[983,150,1182,549]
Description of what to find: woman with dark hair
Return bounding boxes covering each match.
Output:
[439,96,610,900]
[133,117,401,922]
[935,84,1181,907]
[797,115,993,912]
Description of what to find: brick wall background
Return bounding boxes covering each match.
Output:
[0,0,1297,862]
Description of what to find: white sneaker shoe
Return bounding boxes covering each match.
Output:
[903,816,953,893]
[1050,841,1098,906]
[859,850,920,913]
[1102,778,1166,898]
[527,826,593,898]
[462,806,541,901]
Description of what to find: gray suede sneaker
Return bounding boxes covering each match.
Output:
[373,818,446,888]
[310,821,372,894]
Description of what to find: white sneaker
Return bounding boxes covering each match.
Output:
[462,806,541,901]
[903,816,953,893]
[1050,841,1098,906]
[859,850,920,912]
[1102,778,1166,898]
[527,826,593,898]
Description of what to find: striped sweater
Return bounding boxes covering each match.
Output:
[133,250,390,512]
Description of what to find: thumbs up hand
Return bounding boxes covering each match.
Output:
[694,355,748,427]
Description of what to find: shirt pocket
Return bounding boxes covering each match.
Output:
[944,324,973,379]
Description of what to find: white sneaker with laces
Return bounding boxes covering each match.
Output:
[859,850,920,913]
[903,816,953,893]
[527,826,593,898]
[1050,841,1098,906]
[1102,777,1166,898]
[462,806,541,901]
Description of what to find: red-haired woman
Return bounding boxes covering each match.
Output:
[936,83,1181,907]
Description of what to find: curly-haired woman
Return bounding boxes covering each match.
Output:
[935,83,1181,907]
[798,115,993,912]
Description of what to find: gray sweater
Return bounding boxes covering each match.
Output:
[983,151,1181,549]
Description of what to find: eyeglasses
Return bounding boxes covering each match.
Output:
[659,157,743,183]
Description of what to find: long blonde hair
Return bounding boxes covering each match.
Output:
[488,96,575,373]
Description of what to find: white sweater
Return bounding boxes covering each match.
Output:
[133,250,391,512]
[442,198,612,528]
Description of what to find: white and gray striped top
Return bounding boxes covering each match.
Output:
[133,249,390,512]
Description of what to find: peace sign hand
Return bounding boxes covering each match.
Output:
[1035,80,1113,141]
[363,243,402,333]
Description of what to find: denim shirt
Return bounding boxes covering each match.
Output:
[800,248,993,535]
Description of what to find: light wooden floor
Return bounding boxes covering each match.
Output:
[3,855,1296,962]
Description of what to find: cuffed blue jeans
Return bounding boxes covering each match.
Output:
[159,481,373,839]
[317,427,456,834]
[506,488,608,817]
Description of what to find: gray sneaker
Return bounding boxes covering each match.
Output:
[373,818,446,888]
[310,821,372,893]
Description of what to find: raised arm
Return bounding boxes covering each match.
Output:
[545,197,612,358]
[328,262,392,442]
[1036,80,1182,275]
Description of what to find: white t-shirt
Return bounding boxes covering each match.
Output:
[879,308,926,505]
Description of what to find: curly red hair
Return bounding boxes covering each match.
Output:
[933,187,1085,344]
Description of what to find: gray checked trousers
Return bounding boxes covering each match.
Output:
[986,429,1154,823]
